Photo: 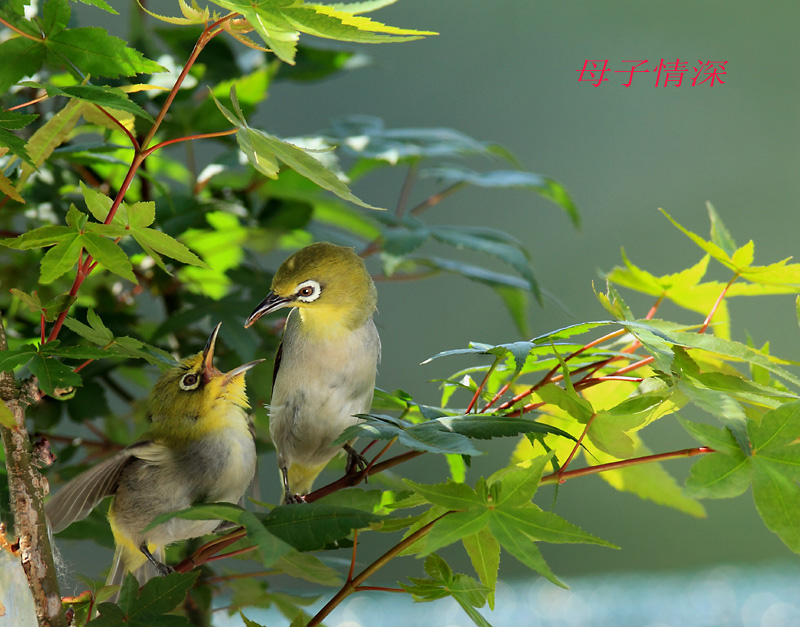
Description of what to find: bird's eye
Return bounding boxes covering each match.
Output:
[295,280,321,302]
[180,373,200,390]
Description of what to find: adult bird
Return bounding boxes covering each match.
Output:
[244,242,380,504]
[45,323,263,589]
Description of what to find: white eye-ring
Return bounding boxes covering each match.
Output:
[295,279,321,302]
[180,372,201,390]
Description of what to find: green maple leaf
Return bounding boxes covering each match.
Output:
[684,401,800,554]
[401,554,491,627]
[404,455,615,592]
[0,204,135,284]
[210,0,435,65]
[80,183,208,273]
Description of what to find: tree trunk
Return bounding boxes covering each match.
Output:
[0,313,65,627]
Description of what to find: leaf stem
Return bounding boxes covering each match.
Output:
[540,446,714,485]
[372,270,440,282]
[8,94,48,111]
[205,571,277,584]
[174,529,247,573]
[558,412,596,476]
[0,16,41,42]
[409,182,466,217]
[700,275,737,334]
[348,529,359,581]
[141,128,238,158]
[492,328,629,412]
[93,105,139,150]
[605,355,654,378]
[467,357,500,413]
[395,160,419,218]
[203,544,256,563]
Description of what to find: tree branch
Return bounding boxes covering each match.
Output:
[308,513,448,626]
[540,446,714,485]
[0,312,65,627]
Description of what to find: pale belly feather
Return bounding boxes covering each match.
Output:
[270,313,380,469]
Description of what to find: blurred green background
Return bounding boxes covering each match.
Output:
[73,0,800,583]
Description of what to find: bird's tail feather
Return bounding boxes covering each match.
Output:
[106,544,162,602]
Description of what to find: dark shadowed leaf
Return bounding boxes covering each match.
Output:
[423,166,579,227]
[261,503,381,551]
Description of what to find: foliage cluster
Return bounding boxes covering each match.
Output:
[1,2,800,627]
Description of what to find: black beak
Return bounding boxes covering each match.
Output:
[244,292,292,328]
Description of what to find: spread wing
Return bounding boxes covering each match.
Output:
[45,441,164,533]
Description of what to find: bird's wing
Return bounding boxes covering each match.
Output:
[45,441,165,533]
[271,340,283,393]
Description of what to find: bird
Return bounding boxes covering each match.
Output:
[244,242,380,504]
[45,323,263,589]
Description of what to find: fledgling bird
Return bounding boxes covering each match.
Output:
[45,323,263,589]
[244,242,380,504]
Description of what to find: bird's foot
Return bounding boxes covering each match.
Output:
[212,520,238,534]
[284,491,308,505]
[155,562,175,577]
[140,542,175,577]
[344,444,369,483]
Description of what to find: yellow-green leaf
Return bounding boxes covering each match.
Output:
[81,233,137,283]
[0,401,15,428]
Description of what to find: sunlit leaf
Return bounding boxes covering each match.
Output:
[46,28,164,79]
[25,82,154,122]
[684,452,750,499]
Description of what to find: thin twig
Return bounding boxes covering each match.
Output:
[540,447,714,485]
[491,328,628,413]
[46,16,233,343]
[395,160,419,218]
[206,571,277,584]
[308,514,450,626]
[93,105,139,151]
[558,413,596,476]
[203,545,257,563]
[466,357,500,414]
[8,95,48,111]
[372,271,439,282]
[141,128,238,158]
[348,529,359,582]
[408,182,466,217]
[700,276,737,334]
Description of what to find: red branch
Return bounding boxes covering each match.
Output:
[45,14,237,343]
[700,275,737,334]
[541,447,715,484]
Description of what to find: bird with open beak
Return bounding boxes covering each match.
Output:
[45,322,264,591]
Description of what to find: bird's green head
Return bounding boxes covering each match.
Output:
[244,242,377,337]
[147,323,263,441]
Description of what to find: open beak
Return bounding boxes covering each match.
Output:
[202,322,223,382]
[244,291,292,328]
[203,322,265,383]
[223,359,265,384]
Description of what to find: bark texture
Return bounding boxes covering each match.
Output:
[0,313,65,627]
